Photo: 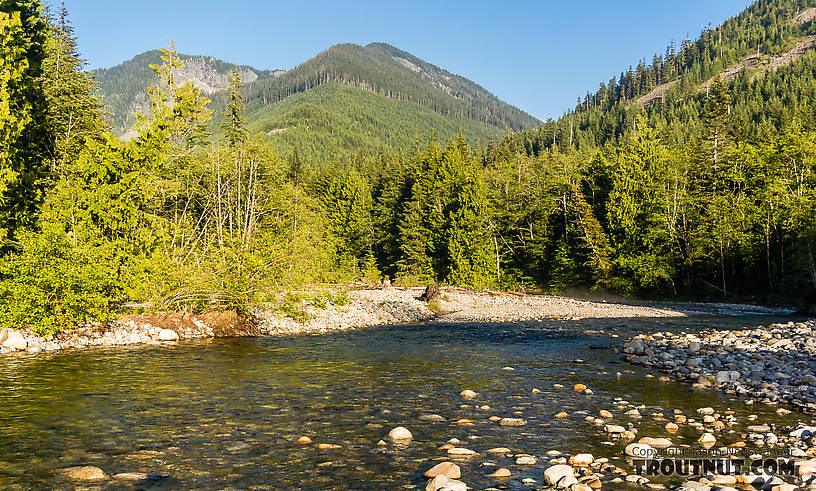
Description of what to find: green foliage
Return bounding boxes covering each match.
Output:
[242,42,539,132]
[220,68,247,148]
[91,49,272,133]
[0,224,118,335]
[39,4,103,177]
[4,0,816,336]
[0,10,29,241]
[248,83,502,163]
[0,0,49,241]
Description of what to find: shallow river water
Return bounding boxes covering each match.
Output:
[0,316,811,490]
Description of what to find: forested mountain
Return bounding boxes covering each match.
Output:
[240,43,540,131]
[2,0,815,336]
[92,43,538,158]
[244,83,502,162]
[502,0,816,154]
[91,50,278,134]
[475,0,816,308]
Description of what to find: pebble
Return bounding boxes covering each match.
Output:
[698,433,716,446]
[638,437,672,448]
[460,390,478,399]
[295,436,312,445]
[604,424,625,434]
[515,455,537,465]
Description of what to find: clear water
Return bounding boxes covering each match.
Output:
[0,316,809,490]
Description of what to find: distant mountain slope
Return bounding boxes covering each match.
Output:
[91,50,279,132]
[499,0,816,155]
[241,43,540,132]
[245,82,503,161]
[93,42,540,152]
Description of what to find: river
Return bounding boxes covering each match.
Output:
[0,315,804,489]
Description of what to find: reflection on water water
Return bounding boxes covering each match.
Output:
[0,316,806,489]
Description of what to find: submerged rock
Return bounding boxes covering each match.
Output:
[459,389,478,399]
[62,466,108,481]
[498,417,526,427]
[113,472,148,481]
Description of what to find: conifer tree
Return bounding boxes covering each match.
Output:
[39,2,103,177]
[221,68,247,149]
[0,0,49,240]
[702,77,732,170]
[0,11,29,241]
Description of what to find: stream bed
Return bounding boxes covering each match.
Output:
[0,315,810,490]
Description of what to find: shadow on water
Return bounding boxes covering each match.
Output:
[0,313,809,489]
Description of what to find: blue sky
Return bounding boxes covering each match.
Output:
[62,0,752,121]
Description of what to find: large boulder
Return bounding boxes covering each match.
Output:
[423,462,461,479]
[1,329,27,351]
[387,426,413,442]
[157,329,179,341]
[425,474,467,491]
[568,453,594,466]
[543,464,577,488]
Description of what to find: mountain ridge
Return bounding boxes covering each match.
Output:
[92,42,540,151]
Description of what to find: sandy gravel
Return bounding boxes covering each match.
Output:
[255,286,793,335]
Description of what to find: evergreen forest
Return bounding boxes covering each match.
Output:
[1,0,816,335]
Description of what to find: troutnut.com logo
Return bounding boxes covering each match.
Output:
[630,448,800,476]
[631,458,797,477]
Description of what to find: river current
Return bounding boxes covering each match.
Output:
[0,316,806,489]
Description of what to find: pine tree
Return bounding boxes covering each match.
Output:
[220,68,247,149]
[0,0,49,240]
[39,2,103,177]
[0,11,29,242]
[702,77,732,170]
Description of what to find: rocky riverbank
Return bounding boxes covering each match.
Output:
[0,286,797,356]
[619,320,816,412]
